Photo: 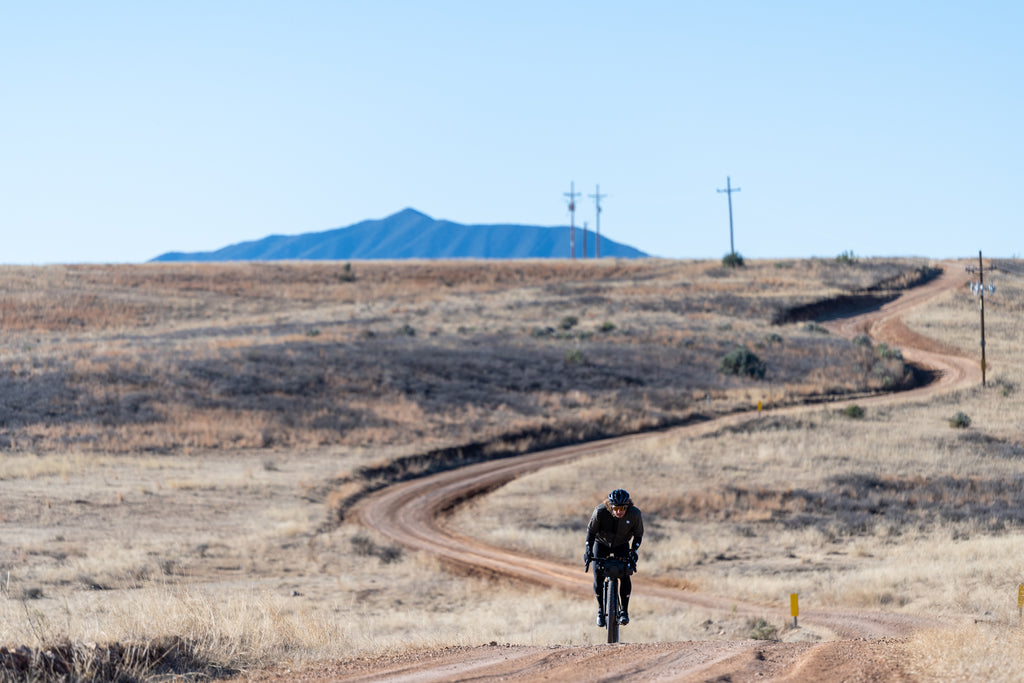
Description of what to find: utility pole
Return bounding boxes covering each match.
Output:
[716,176,741,256]
[969,250,995,386]
[564,182,580,260]
[589,184,606,259]
[582,221,588,259]
[980,251,986,386]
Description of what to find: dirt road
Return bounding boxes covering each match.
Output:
[334,264,974,682]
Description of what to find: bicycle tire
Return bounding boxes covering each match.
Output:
[605,578,619,643]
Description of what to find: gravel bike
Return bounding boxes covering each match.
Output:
[592,556,634,643]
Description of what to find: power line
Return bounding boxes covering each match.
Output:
[716,176,741,256]
[588,184,607,259]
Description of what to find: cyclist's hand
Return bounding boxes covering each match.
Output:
[629,549,638,565]
[583,548,593,566]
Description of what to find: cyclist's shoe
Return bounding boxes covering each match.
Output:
[617,610,629,625]
[596,611,606,628]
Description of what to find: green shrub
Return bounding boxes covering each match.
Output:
[853,334,872,347]
[747,617,779,640]
[877,343,903,360]
[719,346,766,379]
[722,251,745,268]
[351,533,402,564]
[398,323,416,337]
[949,412,971,429]
[559,315,579,330]
[337,262,356,282]
[804,322,829,334]
[872,361,894,384]
[599,321,616,333]
[994,378,1015,397]
[835,250,858,265]
[564,348,585,364]
[842,404,865,419]
[764,332,783,345]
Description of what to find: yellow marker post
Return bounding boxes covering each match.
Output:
[757,400,763,413]
[790,593,799,628]
[1018,584,1023,620]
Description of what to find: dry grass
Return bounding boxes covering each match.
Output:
[2,256,1014,680]
[904,622,1024,682]
[447,258,1024,679]
[0,530,812,676]
[0,258,926,454]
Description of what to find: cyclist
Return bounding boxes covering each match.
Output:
[584,488,644,627]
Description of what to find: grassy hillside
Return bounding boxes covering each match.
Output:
[5,256,1015,680]
[0,258,924,456]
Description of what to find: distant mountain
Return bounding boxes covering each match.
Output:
[151,208,648,261]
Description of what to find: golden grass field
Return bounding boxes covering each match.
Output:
[1,257,1021,680]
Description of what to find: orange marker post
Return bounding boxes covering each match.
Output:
[1018,585,1023,620]
[790,593,799,628]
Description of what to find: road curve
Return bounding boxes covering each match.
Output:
[346,262,974,681]
[826,261,979,401]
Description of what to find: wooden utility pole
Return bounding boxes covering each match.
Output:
[968,250,995,387]
[564,182,580,260]
[716,176,741,256]
[979,250,987,386]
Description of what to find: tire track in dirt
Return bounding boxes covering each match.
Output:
[342,262,973,682]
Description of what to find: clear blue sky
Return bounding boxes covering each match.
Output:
[2,1,1021,264]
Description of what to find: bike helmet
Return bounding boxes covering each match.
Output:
[608,489,630,506]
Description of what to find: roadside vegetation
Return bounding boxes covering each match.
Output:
[1,257,1019,680]
[450,259,1024,680]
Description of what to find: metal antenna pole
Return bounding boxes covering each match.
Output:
[582,221,587,259]
[589,184,607,259]
[716,176,741,255]
[564,182,580,260]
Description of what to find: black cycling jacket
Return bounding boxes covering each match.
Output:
[586,503,644,550]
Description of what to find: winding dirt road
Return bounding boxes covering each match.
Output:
[339,264,976,682]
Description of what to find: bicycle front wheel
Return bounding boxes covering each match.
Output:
[604,579,619,643]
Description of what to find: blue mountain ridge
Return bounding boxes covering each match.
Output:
[151,208,648,261]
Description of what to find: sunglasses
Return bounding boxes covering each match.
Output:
[612,506,627,513]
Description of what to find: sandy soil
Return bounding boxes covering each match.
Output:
[248,263,976,682]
